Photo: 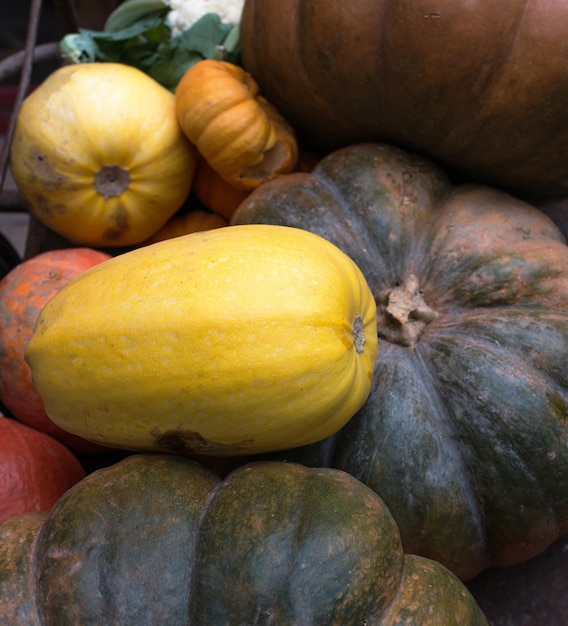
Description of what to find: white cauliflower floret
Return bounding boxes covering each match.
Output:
[166,0,245,36]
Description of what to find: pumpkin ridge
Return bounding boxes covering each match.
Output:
[440,308,568,372]
[290,1,354,137]
[0,512,47,623]
[338,342,490,578]
[433,309,568,436]
[196,98,270,160]
[425,332,568,564]
[33,454,221,623]
[186,470,224,615]
[423,249,562,308]
[305,168,404,285]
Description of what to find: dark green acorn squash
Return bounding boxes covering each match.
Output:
[240,0,568,200]
[0,454,487,625]
[231,142,568,581]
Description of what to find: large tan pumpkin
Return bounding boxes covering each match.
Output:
[240,0,568,199]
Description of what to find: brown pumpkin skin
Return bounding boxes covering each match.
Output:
[0,248,111,454]
[231,142,568,581]
[240,0,568,199]
[0,454,487,625]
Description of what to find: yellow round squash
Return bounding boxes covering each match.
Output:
[10,63,197,247]
[25,224,378,456]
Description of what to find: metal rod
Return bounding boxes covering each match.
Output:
[0,41,61,84]
[0,0,44,192]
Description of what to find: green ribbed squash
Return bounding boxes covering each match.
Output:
[0,454,487,625]
[231,142,568,581]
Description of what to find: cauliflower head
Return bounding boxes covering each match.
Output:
[166,0,245,36]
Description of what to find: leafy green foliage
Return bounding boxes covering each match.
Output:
[60,12,241,91]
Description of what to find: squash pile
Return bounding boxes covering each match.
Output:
[9,58,299,248]
[2,0,568,621]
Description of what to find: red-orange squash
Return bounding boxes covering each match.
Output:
[0,415,85,521]
[0,248,111,454]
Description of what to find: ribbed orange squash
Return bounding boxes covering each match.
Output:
[176,60,298,191]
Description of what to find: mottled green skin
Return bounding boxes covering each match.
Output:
[36,454,218,625]
[189,462,404,624]
[380,556,488,625]
[232,142,568,580]
[0,512,47,625]
[0,454,487,624]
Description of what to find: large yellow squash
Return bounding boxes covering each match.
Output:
[10,63,197,247]
[25,225,378,456]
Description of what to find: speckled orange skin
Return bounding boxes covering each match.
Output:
[0,248,110,454]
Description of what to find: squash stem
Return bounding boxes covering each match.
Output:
[376,275,437,347]
[94,165,131,200]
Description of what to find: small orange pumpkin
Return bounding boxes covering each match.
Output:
[0,248,111,454]
[175,60,298,191]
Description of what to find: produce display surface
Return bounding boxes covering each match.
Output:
[1,1,568,624]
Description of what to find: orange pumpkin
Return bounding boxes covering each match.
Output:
[190,146,323,221]
[0,248,111,454]
[191,157,251,220]
[175,60,298,191]
[0,415,85,521]
[143,209,228,245]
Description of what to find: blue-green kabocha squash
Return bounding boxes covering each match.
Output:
[0,454,487,625]
[231,142,568,581]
